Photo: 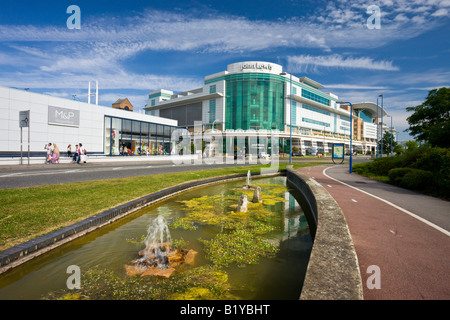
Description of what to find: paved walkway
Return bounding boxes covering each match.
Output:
[298,164,450,300]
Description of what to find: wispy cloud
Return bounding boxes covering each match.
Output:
[287,54,399,72]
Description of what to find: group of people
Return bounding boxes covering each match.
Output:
[67,143,87,164]
[45,143,86,164]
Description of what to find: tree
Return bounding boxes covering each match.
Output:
[378,131,397,156]
[405,140,419,151]
[406,87,450,148]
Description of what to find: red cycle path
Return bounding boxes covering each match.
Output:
[298,165,450,300]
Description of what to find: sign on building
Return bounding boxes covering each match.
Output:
[48,106,80,127]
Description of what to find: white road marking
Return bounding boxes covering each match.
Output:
[323,166,450,237]
[352,199,358,202]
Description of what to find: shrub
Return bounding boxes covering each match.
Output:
[399,169,434,191]
[388,168,414,185]
[364,157,404,176]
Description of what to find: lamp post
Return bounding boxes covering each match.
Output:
[337,101,353,173]
[379,94,384,157]
[376,96,379,158]
[280,71,292,164]
[386,114,393,156]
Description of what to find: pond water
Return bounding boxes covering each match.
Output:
[0,176,312,300]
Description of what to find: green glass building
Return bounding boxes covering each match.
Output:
[144,61,380,155]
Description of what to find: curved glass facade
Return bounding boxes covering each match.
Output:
[225,74,285,131]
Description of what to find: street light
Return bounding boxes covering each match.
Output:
[280,71,292,164]
[337,101,353,173]
[386,114,393,157]
[379,94,384,157]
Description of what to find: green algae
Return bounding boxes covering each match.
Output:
[199,228,278,268]
[45,266,237,300]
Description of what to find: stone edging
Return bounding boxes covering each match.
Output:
[286,166,363,300]
[0,169,282,274]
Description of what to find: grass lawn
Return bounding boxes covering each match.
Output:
[0,162,329,252]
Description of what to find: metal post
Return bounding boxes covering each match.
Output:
[390,115,393,157]
[20,127,23,165]
[350,102,353,173]
[289,73,292,164]
[380,95,384,157]
[337,101,353,173]
[376,96,379,158]
[27,119,30,165]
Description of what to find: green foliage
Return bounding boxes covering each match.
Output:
[398,169,434,191]
[354,146,450,199]
[406,87,450,148]
[353,157,403,176]
[387,168,414,185]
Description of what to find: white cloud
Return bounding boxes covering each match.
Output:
[287,54,399,72]
[431,8,448,15]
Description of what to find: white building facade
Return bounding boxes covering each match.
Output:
[0,86,178,156]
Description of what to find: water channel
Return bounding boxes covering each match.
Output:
[0,176,313,300]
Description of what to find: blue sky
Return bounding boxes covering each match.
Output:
[1,0,449,140]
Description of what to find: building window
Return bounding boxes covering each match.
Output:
[292,87,297,95]
[291,101,297,125]
[301,89,330,106]
[209,99,216,123]
[225,77,285,130]
[302,103,330,116]
[302,117,330,127]
[210,85,216,94]
[103,116,178,156]
[151,99,156,106]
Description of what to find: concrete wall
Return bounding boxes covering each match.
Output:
[286,167,363,300]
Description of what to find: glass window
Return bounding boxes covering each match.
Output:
[111,118,122,155]
[209,99,216,123]
[291,101,297,125]
[301,89,329,106]
[122,120,132,155]
[131,120,141,155]
[210,85,216,94]
[302,117,330,127]
[225,77,284,131]
[141,122,149,155]
[150,124,158,154]
[104,116,111,155]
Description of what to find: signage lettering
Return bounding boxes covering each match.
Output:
[48,106,80,127]
[241,62,273,72]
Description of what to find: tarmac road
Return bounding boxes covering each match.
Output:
[0,161,258,189]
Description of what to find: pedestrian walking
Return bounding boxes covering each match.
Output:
[67,144,72,157]
[45,143,52,164]
[77,143,86,164]
[52,143,60,164]
[72,144,79,163]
